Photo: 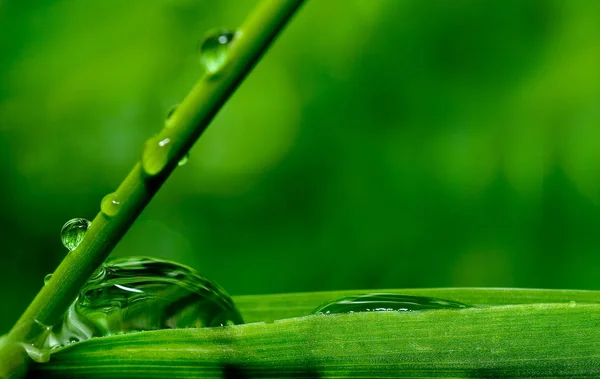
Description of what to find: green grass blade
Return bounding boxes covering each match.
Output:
[28,290,600,378]
[234,287,600,322]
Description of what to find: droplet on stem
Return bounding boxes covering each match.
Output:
[43,274,53,285]
[198,29,237,74]
[166,105,178,120]
[141,136,172,177]
[60,218,91,251]
[165,104,179,128]
[101,193,121,217]
[178,153,189,167]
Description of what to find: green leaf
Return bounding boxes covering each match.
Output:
[29,289,600,378]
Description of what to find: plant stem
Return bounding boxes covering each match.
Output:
[0,0,304,376]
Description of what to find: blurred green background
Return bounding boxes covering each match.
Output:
[1,0,600,331]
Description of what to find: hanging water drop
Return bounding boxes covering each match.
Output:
[198,29,237,74]
[311,293,471,315]
[101,193,121,217]
[60,218,91,251]
[141,136,172,177]
[43,274,53,285]
[37,256,243,350]
[178,153,189,167]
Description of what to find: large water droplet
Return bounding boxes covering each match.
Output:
[311,293,471,315]
[101,193,121,217]
[198,29,237,74]
[178,153,189,167]
[141,136,172,177]
[39,256,243,350]
[60,218,91,251]
[43,274,52,285]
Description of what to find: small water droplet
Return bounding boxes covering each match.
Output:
[60,218,91,251]
[166,105,178,120]
[141,136,172,177]
[43,274,53,285]
[101,193,121,217]
[198,29,237,74]
[165,105,179,128]
[178,153,189,167]
[569,300,577,307]
[37,256,243,350]
[311,293,471,315]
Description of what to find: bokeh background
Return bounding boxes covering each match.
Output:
[1,0,600,331]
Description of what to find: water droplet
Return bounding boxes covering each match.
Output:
[569,300,577,307]
[101,193,121,217]
[198,29,237,74]
[166,105,178,120]
[165,105,179,128]
[43,274,52,285]
[38,256,243,350]
[178,153,189,167]
[141,136,173,177]
[21,343,50,363]
[60,218,91,251]
[311,293,471,315]
[14,319,53,361]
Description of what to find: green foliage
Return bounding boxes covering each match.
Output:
[2,1,600,377]
[2,1,600,333]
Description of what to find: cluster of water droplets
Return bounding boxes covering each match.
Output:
[27,31,242,357]
[311,293,472,315]
[139,29,237,179]
[18,27,482,363]
[28,219,243,361]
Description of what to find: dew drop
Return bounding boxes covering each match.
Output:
[198,29,237,74]
[37,256,243,350]
[165,104,179,128]
[166,105,178,120]
[101,193,121,217]
[21,343,50,363]
[311,293,471,315]
[43,274,52,285]
[178,153,189,167]
[60,218,91,251]
[141,136,172,177]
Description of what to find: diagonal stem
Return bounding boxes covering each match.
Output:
[0,0,305,376]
